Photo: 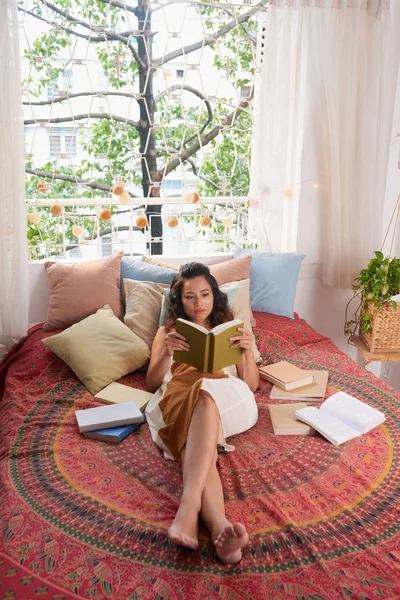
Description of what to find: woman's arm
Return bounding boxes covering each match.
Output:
[146,326,190,392]
[231,327,259,392]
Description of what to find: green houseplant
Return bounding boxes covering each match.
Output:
[344,251,400,347]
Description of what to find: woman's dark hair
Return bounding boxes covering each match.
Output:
[164,262,233,330]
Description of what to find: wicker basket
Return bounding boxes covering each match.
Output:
[359,300,400,352]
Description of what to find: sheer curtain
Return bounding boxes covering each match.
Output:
[250,0,400,287]
[0,0,29,347]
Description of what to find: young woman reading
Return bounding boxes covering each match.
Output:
[145,262,259,564]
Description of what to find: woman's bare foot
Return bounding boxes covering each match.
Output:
[213,522,248,564]
[168,500,199,550]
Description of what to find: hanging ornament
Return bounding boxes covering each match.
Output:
[119,191,131,204]
[247,199,251,207]
[222,215,234,228]
[283,187,293,197]
[199,215,211,227]
[183,191,199,204]
[167,216,179,228]
[136,214,148,229]
[37,180,49,193]
[99,208,112,221]
[112,176,124,196]
[50,204,63,216]
[72,225,84,238]
[28,211,41,224]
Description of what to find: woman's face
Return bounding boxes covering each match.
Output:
[181,276,214,325]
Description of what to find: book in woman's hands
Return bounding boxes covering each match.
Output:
[295,391,386,446]
[173,318,244,373]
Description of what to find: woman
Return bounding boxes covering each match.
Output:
[145,262,259,564]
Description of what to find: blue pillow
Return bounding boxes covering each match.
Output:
[159,284,240,326]
[121,257,176,284]
[233,248,304,319]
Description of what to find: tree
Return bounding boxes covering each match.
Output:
[20,0,265,256]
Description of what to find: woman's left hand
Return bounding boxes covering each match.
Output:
[229,327,254,354]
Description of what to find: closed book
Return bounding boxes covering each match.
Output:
[82,420,145,443]
[270,370,329,401]
[94,382,153,411]
[75,401,145,433]
[173,318,244,373]
[259,361,314,391]
[269,403,315,436]
[295,391,386,446]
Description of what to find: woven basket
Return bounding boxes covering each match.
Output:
[359,300,400,353]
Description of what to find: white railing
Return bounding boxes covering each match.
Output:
[26,196,257,261]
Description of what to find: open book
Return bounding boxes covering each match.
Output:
[295,391,386,446]
[174,318,244,373]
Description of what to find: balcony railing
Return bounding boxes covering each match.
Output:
[26,196,256,261]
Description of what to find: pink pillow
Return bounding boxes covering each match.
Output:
[43,253,123,331]
[209,255,252,286]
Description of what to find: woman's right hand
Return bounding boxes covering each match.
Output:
[164,329,190,357]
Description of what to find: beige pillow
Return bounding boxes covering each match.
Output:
[209,255,252,285]
[43,304,150,395]
[142,256,179,271]
[222,279,261,363]
[123,279,169,351]
[43,253,123,331]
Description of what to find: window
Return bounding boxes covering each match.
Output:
[48,127,77,157]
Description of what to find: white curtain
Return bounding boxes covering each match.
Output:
[250,0,400,287]
[0,0,29,348]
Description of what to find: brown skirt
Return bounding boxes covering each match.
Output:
[157,362,228,460]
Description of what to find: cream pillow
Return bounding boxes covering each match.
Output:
[123,279,169,351]
[142,256,179,271]
[43,304,150,395]
[221,279,261,363]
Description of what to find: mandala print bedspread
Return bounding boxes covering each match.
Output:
[0,314,399,600]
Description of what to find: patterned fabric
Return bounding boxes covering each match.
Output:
[0,314,399,599]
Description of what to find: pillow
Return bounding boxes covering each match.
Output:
[43,304,150,395]
[121,256,176,284]
[159,279,261,363]
[209,255,252,285]
[43,253,123,331]
[123,279,169,351]
[142,256,179,271]
[233,248,305,319]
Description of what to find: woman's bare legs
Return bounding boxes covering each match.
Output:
[200,454,249,564]
[168,391,219,550]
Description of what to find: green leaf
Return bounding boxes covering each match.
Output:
[375,250,384,261]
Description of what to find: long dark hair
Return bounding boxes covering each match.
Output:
[164,262,233,330]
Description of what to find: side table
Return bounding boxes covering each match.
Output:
[350,335,400,367]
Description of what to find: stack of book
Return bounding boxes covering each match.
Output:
[75,383,153,443]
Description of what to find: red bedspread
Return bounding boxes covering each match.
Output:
[0,313,399,600]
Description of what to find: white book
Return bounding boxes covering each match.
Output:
[75,401,145,433]
[295,391,386,446]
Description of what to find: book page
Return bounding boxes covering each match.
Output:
[211,319,243,336]
[176,318,209,334]
[320,392,385,434]
[295,407,360,445]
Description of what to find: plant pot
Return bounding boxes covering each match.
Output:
[359,300,400,352]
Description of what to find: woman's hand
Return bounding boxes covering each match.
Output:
[229,327,254,354]
[164,329,190,357]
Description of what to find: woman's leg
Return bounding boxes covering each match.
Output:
[200,454,249,564]
[168,390,220,550]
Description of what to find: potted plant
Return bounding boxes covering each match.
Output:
[344,250,400,352]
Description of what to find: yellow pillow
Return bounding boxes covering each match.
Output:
[142,256,179,271]
[123,279,169,351]
[43,304,150,395]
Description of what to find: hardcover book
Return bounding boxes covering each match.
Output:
[269,370,329,401]
[259,361,314,391]
[94,382,153,411]
[173,318,244,373]
[75,401,145,433]
[269,403,315,436]
[82,419,145,443]
[295,391,386,446]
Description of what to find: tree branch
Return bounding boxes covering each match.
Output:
[161,98,250,178]
[23,91,142,106]
[154,0,267,67]
[38,0,145,70]
[24,112,141,130]
[25,168,139,197]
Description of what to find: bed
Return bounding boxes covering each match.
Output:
[1,306,399,600]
